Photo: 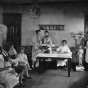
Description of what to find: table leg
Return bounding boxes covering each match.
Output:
[68,58,71,77]
[39,57,41,74]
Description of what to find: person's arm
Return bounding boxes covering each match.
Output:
[24,54,28,62]
[66,46,71,53]
[0,67,10,72]
[50,37,53,45]
[56,46,61,53]
[45,37,53,47]
[64,46,71,53]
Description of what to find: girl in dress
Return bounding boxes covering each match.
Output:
[18,47,32,79]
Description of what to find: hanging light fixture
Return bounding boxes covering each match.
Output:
[28,0,40,21]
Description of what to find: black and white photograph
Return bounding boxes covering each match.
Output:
[0,0,88,88]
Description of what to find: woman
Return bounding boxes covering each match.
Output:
[42,30,53,47]
[56,40,72,67]
[2,41,25,87]
[32,30,41,68]
[11,56,26,87]
[0,46,19,88]
[9,44,17,59]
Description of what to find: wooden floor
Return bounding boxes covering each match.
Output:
[15,67,88,88]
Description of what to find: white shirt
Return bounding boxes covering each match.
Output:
[56,45,71,53]
[18,53,28,64]
[32,35,41,49]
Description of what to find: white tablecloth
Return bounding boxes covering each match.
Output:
[36,52,72,59]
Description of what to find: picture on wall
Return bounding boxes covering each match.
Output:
[39,25,65,31]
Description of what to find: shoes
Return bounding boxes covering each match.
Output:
[22,78,26,81]
[26,76,32,79]
[29,68,32,70]
[17,83,25,87]
[64,68,68,71]
[73,69,76,71]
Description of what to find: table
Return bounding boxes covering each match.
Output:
[36,52,72,77]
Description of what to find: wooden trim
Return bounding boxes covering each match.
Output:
[0,1,88,6]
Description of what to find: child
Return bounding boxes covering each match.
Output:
[78,45,83,67]
[18,47,32,70]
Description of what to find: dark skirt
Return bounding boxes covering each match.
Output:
[84,61,88,71]
[12,65,24,74]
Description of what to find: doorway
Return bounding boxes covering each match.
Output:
[3,13,22,50]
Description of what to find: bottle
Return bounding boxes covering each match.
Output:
[48,47,52,54]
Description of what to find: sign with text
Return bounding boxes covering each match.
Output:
[39,25,64,31]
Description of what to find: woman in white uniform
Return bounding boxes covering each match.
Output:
[56,40,72,67]
[32,30,41,68]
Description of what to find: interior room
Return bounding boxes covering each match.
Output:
[0,0,88,88]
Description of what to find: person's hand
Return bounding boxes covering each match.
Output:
[9,59,13,64]
[18,61,26,65]
[41,44,47,46]
[8,69,15,74]
[5,66,11,70]
[58,52,64,54]
[58,51,69,54]
[84,46,86,49]
[51,44,55,47]
[63,51,69,54]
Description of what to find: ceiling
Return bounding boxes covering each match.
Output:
[0,0,88,6]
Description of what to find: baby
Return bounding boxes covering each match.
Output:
[78,45,83,67]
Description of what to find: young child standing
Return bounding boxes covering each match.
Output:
[78,45,84,67]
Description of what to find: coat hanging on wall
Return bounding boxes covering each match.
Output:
[0,24,7,46]
[0,24,7,40]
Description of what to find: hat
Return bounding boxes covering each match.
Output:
[2,41,10,52]
[35,30,40,33]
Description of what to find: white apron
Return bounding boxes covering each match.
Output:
[32,35,41,61]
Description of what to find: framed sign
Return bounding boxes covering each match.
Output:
[39,25,64,31]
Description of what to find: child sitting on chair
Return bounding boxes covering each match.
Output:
[78,45,83,67]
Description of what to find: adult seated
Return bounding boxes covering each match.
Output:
[0,46,19,88]
[10,47,32,87]
[56,40,72,67]
[2,41,25,87]
[10,57,26,87]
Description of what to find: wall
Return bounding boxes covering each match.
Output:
[2,5,87,46]
[21,6,85,46]
[0,6,3,24]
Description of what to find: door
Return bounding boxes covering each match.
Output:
[85,12,88,33]
[3,13,22,50]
